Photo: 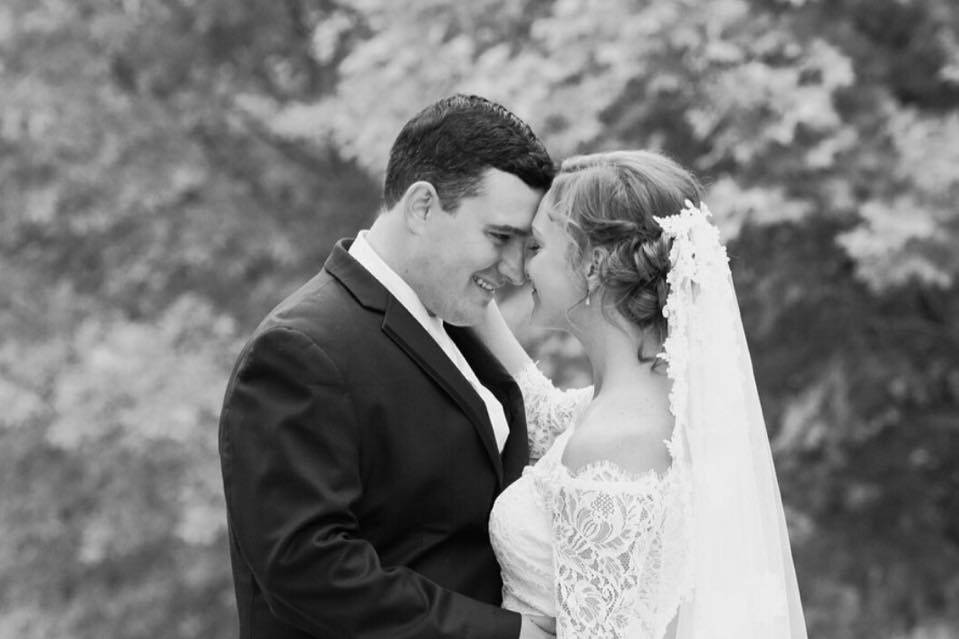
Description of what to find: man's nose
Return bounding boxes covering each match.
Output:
[498,240,527,286]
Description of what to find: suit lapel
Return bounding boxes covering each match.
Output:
[448,326,529,486]
[325,240,505,485]
[382,300,503,486]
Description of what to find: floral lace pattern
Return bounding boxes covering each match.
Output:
[490,364,693,638]
[537,460,691,639]
[656,200,728,466]
[514,362,592,462]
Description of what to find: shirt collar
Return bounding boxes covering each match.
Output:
[348,231,443,333]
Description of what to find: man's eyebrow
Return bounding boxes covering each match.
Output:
[486,224,531,236]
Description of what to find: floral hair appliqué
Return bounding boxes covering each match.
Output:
[654,200,729,461]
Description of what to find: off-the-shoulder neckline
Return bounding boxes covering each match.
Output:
[548,427,680,488]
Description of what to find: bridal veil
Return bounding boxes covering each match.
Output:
[657,201,808,639]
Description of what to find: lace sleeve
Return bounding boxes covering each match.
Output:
[543,468,689,639]
[514,362,592,462]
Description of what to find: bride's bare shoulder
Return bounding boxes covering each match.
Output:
[561,398,674,477]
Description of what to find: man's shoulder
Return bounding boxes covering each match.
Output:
[253,268,373,345]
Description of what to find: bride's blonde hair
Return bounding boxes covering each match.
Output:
[548,150,703,355]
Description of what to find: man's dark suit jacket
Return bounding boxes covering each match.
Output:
[218,240,530,639]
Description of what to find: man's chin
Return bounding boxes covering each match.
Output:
[441,303,489,327]
[444,319,475,328]
[443,314,483,328]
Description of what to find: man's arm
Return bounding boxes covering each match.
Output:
[219,326,521,638]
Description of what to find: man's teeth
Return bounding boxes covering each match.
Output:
[473,276,495,291]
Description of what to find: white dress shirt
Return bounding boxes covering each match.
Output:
[349,231,510,452]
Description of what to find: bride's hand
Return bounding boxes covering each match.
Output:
[473,298,506,336]
[471,299,534,377]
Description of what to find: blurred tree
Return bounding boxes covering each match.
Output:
[1,1,376,637]
[2,0,957,637]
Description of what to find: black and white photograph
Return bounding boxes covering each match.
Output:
[2,1,958,638]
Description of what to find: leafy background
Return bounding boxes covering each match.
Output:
[2,1,958,637]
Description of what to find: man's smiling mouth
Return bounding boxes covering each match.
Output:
[472,276,497,292]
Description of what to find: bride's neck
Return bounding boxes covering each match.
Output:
[577,313,662,395]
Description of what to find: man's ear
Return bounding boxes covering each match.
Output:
[402,181,438,234]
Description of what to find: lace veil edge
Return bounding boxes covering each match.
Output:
[657,201,808,639]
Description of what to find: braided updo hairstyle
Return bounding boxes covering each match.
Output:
[549,150,703,358]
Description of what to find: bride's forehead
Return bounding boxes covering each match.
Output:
[533,211,573,243]
[539,206,569,230]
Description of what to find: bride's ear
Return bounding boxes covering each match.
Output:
[402,181,437,235]
[584,247,606,290]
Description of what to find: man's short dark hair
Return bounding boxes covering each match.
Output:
[383,94,555,211]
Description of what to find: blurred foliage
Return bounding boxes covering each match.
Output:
[1,0,958,637]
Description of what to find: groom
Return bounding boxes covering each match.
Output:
[218,95,554,638]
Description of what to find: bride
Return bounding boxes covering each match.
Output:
[475,150,808,638]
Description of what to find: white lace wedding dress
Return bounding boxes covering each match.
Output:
[489,203,808,639]
[489,362,693,639]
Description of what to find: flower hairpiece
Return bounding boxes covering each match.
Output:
[653,200,730,453]
[655,200,728,288]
